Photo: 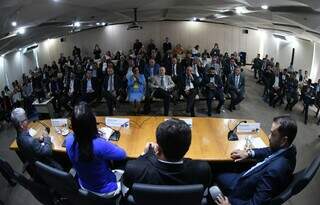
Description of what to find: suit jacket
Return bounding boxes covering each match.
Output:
[103,74,121,93]
[180,74,199,91]
[123,148,212,191]
[50,80,63,95]
[202,74,223,91]
[166,63,185,78]
[144,64,160,79]
[149,75,175,91]
[116,60,129,77]
[65,78,81,95]
[228,74,245,95]
[270,74,284,89]
[229,146,296,205]
[224,63,237,76]
[82,78,97,94]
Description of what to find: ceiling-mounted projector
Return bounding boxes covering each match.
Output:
[127,8,143,30]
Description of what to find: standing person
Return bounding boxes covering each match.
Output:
[252,54,262,79]
[66,102,126,197]
[93,44,102,60]
[210,43,220,57]
[162,37,172,54]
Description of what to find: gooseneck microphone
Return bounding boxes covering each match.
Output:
[228,120,247,141]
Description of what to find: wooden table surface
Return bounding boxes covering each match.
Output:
[9,116,269,161]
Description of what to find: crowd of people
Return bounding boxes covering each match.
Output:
[0,38,247,125]
[252,54,320,124]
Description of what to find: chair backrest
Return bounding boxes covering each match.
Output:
[0,158,54,205]
[35,161,116,205]
[130,183,204,205]
[271,154,320,205]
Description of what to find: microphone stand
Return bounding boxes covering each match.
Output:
[96,122,121,141]
[228,120,247,141]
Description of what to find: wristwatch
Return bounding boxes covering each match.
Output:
[247,149,254,158]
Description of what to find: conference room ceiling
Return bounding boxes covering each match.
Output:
[1,0,320,55]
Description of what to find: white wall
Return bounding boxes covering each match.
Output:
[0,21,316,89]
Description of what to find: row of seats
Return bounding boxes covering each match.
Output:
[1,155,319,205]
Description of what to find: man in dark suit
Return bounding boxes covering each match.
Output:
[133,39,143,55]
[252,54,262,79]
[223,58,237,86]
[269,68,284,107]
[11,108,61,179]
[82,70,97,103]
[123,118,212,194]
[64,72,81,108]
[181,66,199,117]
[115,55,129,80]
[167,57,184,82]
[103,66,121,116]
[49,75,64,113]
[203,67,224,115]
[216,116,297,205]
[285,73,299,111]
[227,67,245,111]
[162,37,172,54]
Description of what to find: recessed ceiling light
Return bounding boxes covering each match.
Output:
[192,17,197,21]
[17,27,26,35]
[261,5,269,10]
[96,22,100,26]
[235,7,245,14]
[74,22,81,27]
[11,21,17,27]
[18,48,22,51]
[101,22,106,26]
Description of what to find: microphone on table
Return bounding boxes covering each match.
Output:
[228,120,247,141]
[96,122,121,141]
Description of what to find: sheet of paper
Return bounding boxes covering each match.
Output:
[164,118,192,128]
[29,128,37,137]
[99,127,114,140]
[51,118,68,127]
[236,137,267,150]
[237,123,260,133]
[105,117,130,128]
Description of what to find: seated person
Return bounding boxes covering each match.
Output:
[202,67,224,115]
[123,118,212,194]
[227,67,245,111]
[149,67,175,116]
[66,102,127,197]
[269,68,284,107]
[82,70,97,103]
[103,66,121,116]
[285,73,299,111]
[11,108,61,177]
[144,58,160,80]
[301,79,316,124]
[128,66,146,113]
[181,66,199,117]
[216,116,297,205]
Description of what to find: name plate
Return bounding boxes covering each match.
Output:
[237,123,260,133]
[105,117,130,127]
[51,118,68,127]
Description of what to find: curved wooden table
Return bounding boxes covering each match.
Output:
[9,116,269,161]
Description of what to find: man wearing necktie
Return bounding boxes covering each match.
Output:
[215,116,298,205]
[181,66,199,117]
[227,67,245,112]
[149,67,175,116]
[103,66,120,116]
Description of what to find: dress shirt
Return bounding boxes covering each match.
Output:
[160,76,167,90]
[69,79,74,94]
[86,79,94,93]
[172,64,177,76]
[185,76,194,91]
[108,75,114,92]
[235,75,240,89]
[210,77,215,84]
[273,76,279,88]
[192,64,200,77]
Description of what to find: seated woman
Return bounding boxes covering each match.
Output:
[127,66,146,114]
[66,102,126,197]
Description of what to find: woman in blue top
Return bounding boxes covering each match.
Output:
[127,66,146,113]
[66,102,126,197]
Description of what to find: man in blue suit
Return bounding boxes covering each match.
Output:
[144,58,160,80]
[215,115,297,205]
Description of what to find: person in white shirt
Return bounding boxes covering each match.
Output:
[82,70,96,103]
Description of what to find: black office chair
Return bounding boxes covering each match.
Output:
[0,157,55,205]
[35,161,118,205]
[126,183,206,205]
[270,154,320,205]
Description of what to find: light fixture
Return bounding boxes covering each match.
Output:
[192,17,197,21]
[96,22,100,26]
[235,6,245,14]
[17,27,26,35]
[261,5,269,10]
[18,48,22,51]
[73,21,81,27]
[101,22,106,26]
[11,21,17,27]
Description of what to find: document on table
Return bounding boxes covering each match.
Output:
[164,118,192,128]
[99,127,114,140]
[237,123,260,133]
[235,137,267,150]
[105,117,130,128]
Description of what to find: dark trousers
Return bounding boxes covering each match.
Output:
[207,89,224,115]
[285,92,298,110]
[104,91,117,116]
[153,88,171,116]
[83,92,96,103]
[269,88,282,106]
[183,89,196,117]
[52,93,61,113]
[303,96,315,124]
[229,90,244,108]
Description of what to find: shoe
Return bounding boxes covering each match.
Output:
[228,106,233,112]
